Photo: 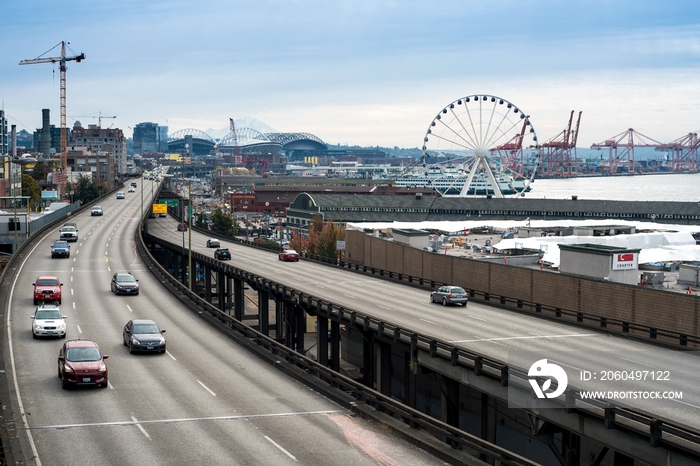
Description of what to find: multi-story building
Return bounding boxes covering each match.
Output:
[66,147,117,190]
[69,122,127,175]
[157,125,168,152]
[33,125,63,155]
[133,122,158,154]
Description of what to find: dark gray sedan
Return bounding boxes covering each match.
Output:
[123,319,166,354]
[430,286,468,306]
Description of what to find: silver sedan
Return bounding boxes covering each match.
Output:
[430,286,468,306]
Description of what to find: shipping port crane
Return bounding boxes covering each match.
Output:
[20,41,85,169]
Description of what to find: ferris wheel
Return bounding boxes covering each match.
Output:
[420,94,541,197]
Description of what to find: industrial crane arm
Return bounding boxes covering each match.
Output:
[19,53,85,66]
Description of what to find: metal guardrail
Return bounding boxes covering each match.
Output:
[315,259,700,348]
[138,232,540,465]
[143,232,700,461]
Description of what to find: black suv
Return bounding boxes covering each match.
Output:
[111,272,140,295]
[214,248,231,260]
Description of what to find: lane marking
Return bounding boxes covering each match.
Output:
[265,435,297,461]
[197,380,216,396]
[24,410,343,431]
[77,325,82,334]
[132,416,151,439]
[419,318,439,326]
[126,305,133,313]
[108,381,114,390]
[467,314,487,322]
[449,333,597,344]
[72,303,75,310]
[166,351,176,360]
[619,357,655,368]
[472,335,507,347]
[550,359,583,372]
[376,305,391,310]
[343,294,355,299]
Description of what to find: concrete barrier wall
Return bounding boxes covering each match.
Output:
[346,230,700,341]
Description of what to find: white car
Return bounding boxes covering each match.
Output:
[128,186,135,192]
[116,191,125,199]
[31,304,67,339]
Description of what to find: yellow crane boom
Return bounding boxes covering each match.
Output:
[20,41,85,169]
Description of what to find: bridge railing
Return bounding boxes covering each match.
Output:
[142,232,700,461]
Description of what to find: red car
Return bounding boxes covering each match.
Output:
[33,276,63,305]
[177,223,188,231]
[57,339,109,389]
[278,249,300,262]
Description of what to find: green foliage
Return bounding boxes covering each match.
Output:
[210,207,236,237]
[21,173,41,207]
[73,174,100,204]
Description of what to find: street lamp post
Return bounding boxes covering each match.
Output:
[188,178,192,291]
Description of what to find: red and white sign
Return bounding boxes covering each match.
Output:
[612,253,638,270]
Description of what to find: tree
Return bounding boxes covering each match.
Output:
[21,173,41,208]
[73,174,99,204]
[210,207,236,237]
[315,221,344,260]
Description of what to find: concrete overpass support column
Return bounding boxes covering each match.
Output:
[362,330,375,388]
[295,305,305,354]
[406,349,417,410]
[233,278,244,321]
[258,289,269,336]
[376,340,391,396]
[274,299,285,341]
[284,301,295,349]
[217,270,226,313]
[180,253,188,287]
[316,316,329,366]
[330,320,341,372]
[205,265,212,301]
[562,431,580,466]
[614,451,634,466]
[480,393,497,445]
[225,276,233,315]
[440,375,460,430]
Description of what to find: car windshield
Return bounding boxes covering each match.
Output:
[53,242,68,247]
[37,279,59,286]
[117,275,135,283]
[66,347,101,362]
[218,249,229,253]
[132,324,160,334]
[92,206,101,210]
[451,288,466,294]
[36,310,62,319]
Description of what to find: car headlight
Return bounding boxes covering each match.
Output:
[58,324,66,330]
[99,364,107,372]
[159,338,165,344]
[34,324,42,330]
[132,339,141,346]
[64,365,73,373]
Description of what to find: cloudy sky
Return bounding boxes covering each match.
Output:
[2,0,700,148]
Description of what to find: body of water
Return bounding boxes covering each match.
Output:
[528,173,700,202]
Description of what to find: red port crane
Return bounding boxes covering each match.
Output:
[540,111,582,177]
[20,41,85,169]
[591,129,662,174]
[655,132,699,173]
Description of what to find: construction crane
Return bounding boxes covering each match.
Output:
[69,111,116,128]
[20,41,85,169]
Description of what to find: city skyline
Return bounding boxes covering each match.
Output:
[2,1,700,149]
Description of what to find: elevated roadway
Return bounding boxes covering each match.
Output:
[145,216,700,464]
[1,179,458,465]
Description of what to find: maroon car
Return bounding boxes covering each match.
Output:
[58,339,109,389]
[278,249,300,262]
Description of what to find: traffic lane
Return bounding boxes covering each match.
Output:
[156,226,700,411]
[15,207,448,464]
